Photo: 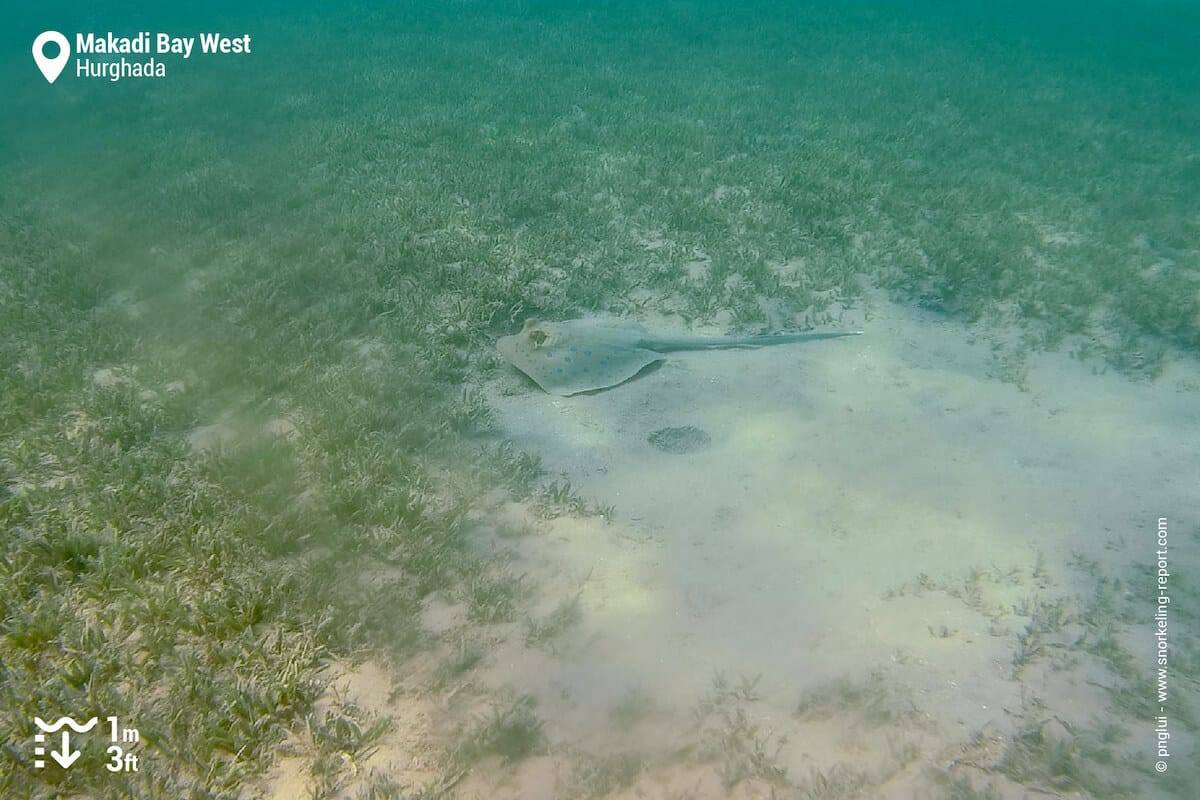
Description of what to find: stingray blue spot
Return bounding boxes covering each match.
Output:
[583,367,590,373]
[564,356,572,363]
[556,367,563,373]
[599,359,608,366]
[584,350,592,356]
[546,352,554,359]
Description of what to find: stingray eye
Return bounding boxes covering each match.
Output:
[529,330,549,348]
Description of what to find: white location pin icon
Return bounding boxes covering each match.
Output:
[33,31,70,84]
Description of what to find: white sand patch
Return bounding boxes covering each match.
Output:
[264,415,300,440]
[347,336,390,372]
[681,249,712,285]
[254,658,450,800]
[187,419,242,453]
[98,289,148,320]
[483,294,1199,789]
[634,230,670,250]
[91,366,131,388]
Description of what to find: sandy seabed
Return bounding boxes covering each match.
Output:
[471,293,1198,798]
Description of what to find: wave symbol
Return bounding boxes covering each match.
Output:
[34,717,99,733]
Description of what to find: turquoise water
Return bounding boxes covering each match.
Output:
[3,3,1197,798]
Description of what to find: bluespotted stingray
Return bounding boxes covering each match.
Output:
[497,317,862,396]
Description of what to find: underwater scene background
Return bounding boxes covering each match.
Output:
[2,2,1197,798]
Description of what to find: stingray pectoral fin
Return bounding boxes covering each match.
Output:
[497,330,665,395]
[555,347,664,395]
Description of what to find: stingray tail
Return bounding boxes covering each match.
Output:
[646,331,863,351]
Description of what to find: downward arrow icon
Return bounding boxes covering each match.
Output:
[50,731,81,768]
